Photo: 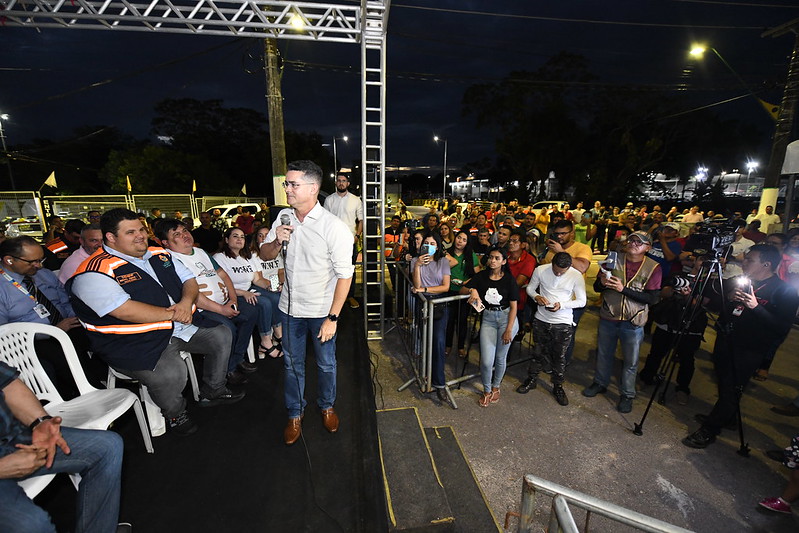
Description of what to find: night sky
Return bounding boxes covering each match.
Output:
[2,0,797,173]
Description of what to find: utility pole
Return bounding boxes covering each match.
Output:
[760,20,799,217]
[264,37,288,205]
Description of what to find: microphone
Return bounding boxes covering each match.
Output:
[280,214,291,254]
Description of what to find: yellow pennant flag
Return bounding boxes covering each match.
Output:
[43,171,57,188]
[240,184,247,196]
[126,176,132,192]
[192,179,197,193]
[758,98,779,121]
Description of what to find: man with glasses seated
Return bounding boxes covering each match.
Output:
[582,231,661,414]
[0,237,103,398]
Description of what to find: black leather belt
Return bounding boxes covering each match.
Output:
[485,305,509,311]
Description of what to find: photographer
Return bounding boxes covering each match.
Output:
[583,231,662,413]
[683,244,799,449]
[638,259,709,405]
[646,222,683,277]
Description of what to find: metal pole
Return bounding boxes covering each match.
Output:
[0,117,16,191]
[333,135,338,174]
[442,139,448,200]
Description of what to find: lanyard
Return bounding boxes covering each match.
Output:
[0,268,37,303]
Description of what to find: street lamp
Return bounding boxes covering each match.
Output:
[0,113,15,191]
[433,135,448,199]
[740,160,758,195]
[689,44,772,120]
[332,135,348,174]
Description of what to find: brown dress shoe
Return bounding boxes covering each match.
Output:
[321,407,339,433]
[284,416,303,445]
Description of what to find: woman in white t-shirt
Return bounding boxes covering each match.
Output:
[214,228,282,358]
[250,225,285,342]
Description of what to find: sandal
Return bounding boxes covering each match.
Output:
[259,343,283,359]
[478,392,491,407]
[754,370,768,382]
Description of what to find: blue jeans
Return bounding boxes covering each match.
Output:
[593,318,644,399]
[250,285,283,337]
[0,427,123,533]
[282,315,337,418]
[479,308,518,393]
[430,306,449,388]
[201,296,259,372]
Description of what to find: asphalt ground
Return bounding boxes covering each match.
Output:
[370,255,799,532]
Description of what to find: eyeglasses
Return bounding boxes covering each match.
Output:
[282,180,310,189]
[10,255,46,266]
[627,240,646,247]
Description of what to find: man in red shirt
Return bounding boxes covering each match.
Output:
[507,228,536,330]
[234,206,255,236]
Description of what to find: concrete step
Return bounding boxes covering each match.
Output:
[377,407,455,532]
[423,426,502,533]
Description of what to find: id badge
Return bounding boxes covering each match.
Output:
[33,303,51,319]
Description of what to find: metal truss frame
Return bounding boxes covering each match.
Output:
[3,0,389,338]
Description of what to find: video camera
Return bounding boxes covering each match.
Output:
[685,221,738,257]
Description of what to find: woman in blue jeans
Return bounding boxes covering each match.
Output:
[465,247,519,407]
[410,231,451,402]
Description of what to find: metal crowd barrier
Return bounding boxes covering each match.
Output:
[512,474,693,533]
[390,262,532,409]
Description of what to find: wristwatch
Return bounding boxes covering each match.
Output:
[327,313,338,322]
[29,415,53,430]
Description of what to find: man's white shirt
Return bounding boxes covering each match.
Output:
[324,191,363,237]
[526,264,586,325]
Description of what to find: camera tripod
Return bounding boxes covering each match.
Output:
[633,253,751,457]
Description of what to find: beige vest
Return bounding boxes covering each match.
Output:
[600,253,659,326]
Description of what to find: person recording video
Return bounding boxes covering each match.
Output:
[682,244,799,449]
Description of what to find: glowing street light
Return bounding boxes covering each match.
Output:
[433,135,448,199]
[689,43,773,120]
[737,160,759,195]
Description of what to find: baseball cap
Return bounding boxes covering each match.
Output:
[662,222,680,231]
[628,231,652,244]
[626,202,634,207]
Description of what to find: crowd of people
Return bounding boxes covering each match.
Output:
[389,196,799,515]
[3,180,799,528]
[0,161,354,532]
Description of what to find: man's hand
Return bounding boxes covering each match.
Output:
[546,302,561,312]
[601,275,624,292]
[546,239,564,253]
[217,303,240,318]
[318,318,337,343]
[0,446,47,479]
[275,224,293,245]
[534,295,551,307]
[167,300,194,324]
[31,416,70,468]
[56,317,82,331]
[734,286,759,309]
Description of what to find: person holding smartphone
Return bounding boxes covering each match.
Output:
[410,232,451,402]
[464,247,519,407]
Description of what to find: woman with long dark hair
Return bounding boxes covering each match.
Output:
[446,231,480,357]
[410,231,451,402]
[214,227,282,359]
[465,246,519,407]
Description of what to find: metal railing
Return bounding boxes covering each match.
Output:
[513,474,694,533]
[390,263,533,409]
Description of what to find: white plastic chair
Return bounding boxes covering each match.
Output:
[106,351,200,437]
[0,322,153,497]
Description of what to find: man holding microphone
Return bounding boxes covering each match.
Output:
[260,160,354,446]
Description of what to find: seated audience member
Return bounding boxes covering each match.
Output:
[0,361,128,533]
[214,228,282,359]
[44,219,85,270]
[1,236,103,398]
[250,224,285,346]
[155,219,259,386]
[59,224,103,284]
[68,208,243,436]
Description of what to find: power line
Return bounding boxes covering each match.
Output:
[393,3,774,30]
[670,0,799,8]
